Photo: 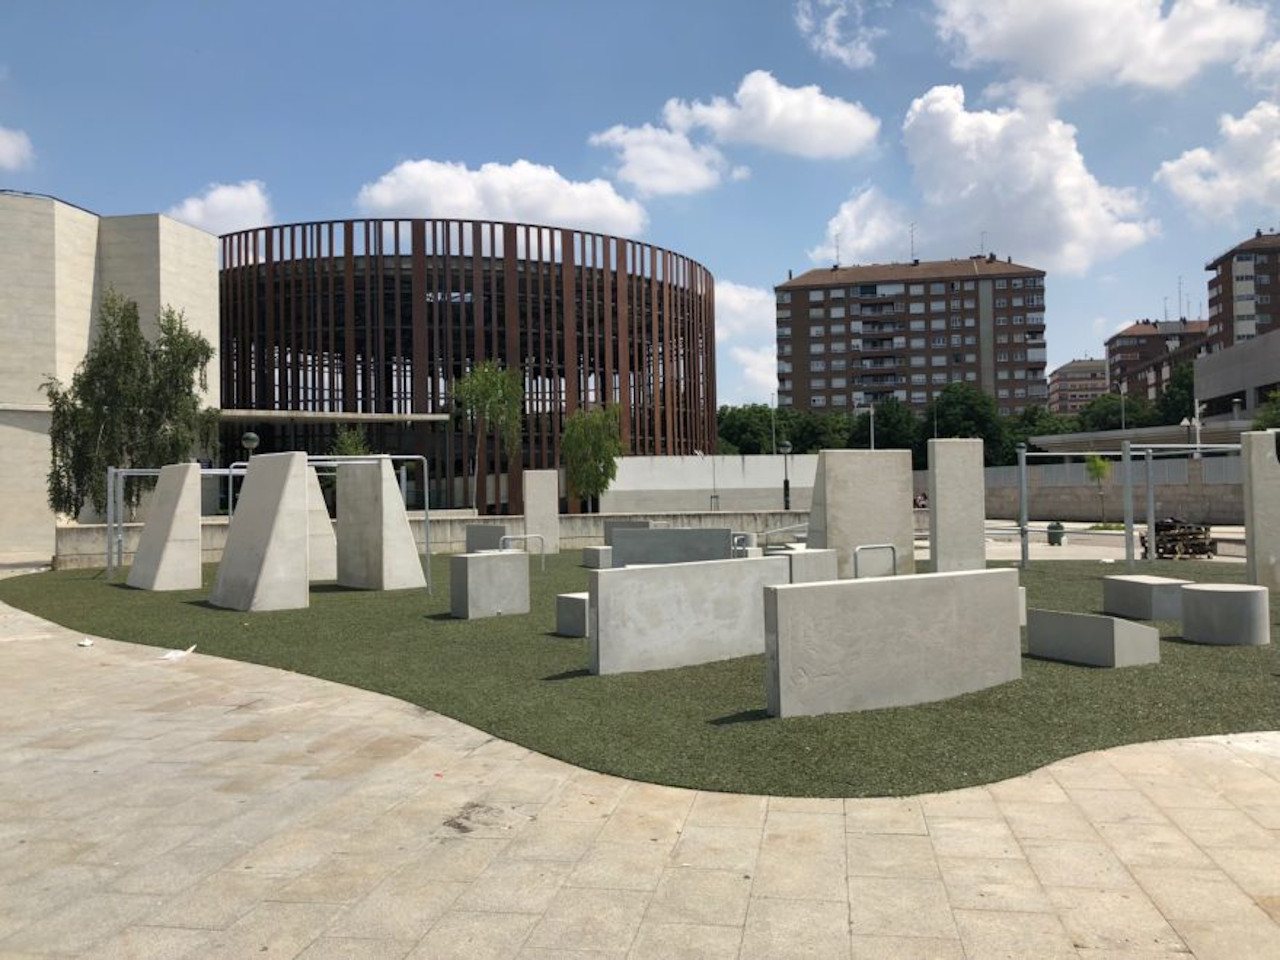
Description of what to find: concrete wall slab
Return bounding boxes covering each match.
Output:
[126,462,202,591]
[928,439,986,572]
[809,450,915,578]
[523,469,560,555]
[1243,431,1280,592]
[610,527,733,568]
[336,458,425,591]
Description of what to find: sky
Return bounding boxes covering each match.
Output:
[2,0,1278,405]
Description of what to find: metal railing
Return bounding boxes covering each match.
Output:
[499,534,546,571]
[853,543,898,578]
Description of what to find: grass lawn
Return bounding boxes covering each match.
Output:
[0,556,1276,797]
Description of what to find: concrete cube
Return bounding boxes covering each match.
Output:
[787,548,838,584]
[1103,575,1192,621]
[582,545,612,568]
[764,569,1021,717]
[1181,583,1270,646]
[450,550,530,619]
[127,462,202,591]
[556,592,589,637]
[1027,609,1160,667]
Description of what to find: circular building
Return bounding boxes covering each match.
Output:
[219,219,717,512]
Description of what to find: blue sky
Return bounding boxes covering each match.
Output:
[3,0,1278,404]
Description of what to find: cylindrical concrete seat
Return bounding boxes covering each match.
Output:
[1181,584,1270,646]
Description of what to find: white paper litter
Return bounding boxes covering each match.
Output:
[77,638,94,648]
[160,644,197,661]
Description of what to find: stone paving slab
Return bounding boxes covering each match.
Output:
[0,599,1278,958]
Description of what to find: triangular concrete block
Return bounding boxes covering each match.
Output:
[127,462,202,591]
[337,457,426,590]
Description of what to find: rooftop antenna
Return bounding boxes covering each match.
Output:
[1177,275,1183,319]
[834,230,841,267]
[979,230,987,256]
[910,222,916,260]
[1162,296,1168,322]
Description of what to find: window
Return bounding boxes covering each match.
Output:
[810,324,825,336]
[931,335,946,346]
[832,377,847,389]
[952,353,964,364]
[931,318,946,330]
[831,358,847,371]
[964,317,975,328]
[811,378,826,389]
[997,351,1009,361]
[997,369,1010,380]
[832,394,848,406]
[995,299,1008,308]
[931,300,947,312]
[777,291,792,304]
[932,372,947,384]
[950,334,962,346]
[808,290,824,301]
[996,315,1008,326]
[830,340,847,353]
[1013,315,1025,325]
[1011,278,1024,289]
[930,282,945,293]
[950,298,963,309]
[949,316,962,329]
[931,355,946,366]
[997,333,1008,344]
[997,388,1009,399]
[811,396,827,407]
[778,325,792,337]
[829,288,845,299]
[995,279,1007,289]
[810,342,826,354]
[910,337,925,349]
[1014,351,1026,361]
[909,283,924,295]
[910,355,926,367]
[1014,388,1027,398]
[1259,295,1272,305]
[1013,332,1025,343]
[950,281,961,291]
[909,319,925,331]
[964,335,976,345]
[829,307,846,320]
[1012,296,1023,307]
[778,361,793,373]
[965,371,977,381]
[909,302,925,314]
[965,353,976,363]
[810,360,826,372]
[829,322,846,335]
[912,391,928,403]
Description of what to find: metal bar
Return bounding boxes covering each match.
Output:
[1017,443,1029,571]
[853,543,897,578]
[1145,448,1156,565]
[1122,440,1134,566]
[498,534,546,571]
[105,467,115,578]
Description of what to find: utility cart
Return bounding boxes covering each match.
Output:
[1140,518,1214,559]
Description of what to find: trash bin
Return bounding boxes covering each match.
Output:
[1047,521,1065,547]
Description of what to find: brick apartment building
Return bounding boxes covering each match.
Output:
[774,255,1047,416]
[1105,319,1208,400]
[1047,358,1107,414]
[1205,229,1280,352]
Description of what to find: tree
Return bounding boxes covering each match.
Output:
[1255,389,1280,429]
[1155,363,1195,426]
[329,424,372,458]
[850,397,919,451]
[455,359,524,510]
[717,404,778,455]
[1085,454,1112,523]
[923,383,1008,466]
[1076,392,1156,432]
[561,406,624,510]
[1005,405,1074,458]
[42,290,218,517]
[790,411,852,453]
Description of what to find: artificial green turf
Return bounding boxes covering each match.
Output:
[0,557,1276,797]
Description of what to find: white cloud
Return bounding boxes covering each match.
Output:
[663,70,879,160]
[1241,39,1280,88]
[356,158,647,236]
[935,0,1267,91]
[166,180,273,235]
[715,280,775,342]
[1156,100,1280,219]
[808,186,908,264]
[727,343,779,402]
[587,123,728,197]
[794,0,886,70]
[899,85,1155,274]
[0,125,34,171]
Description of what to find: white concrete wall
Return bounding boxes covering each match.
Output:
[928,439,986,572]
[1243,431,1280,592]
[523,469,560,555]
[810,450,915,578]
[764,569,1022,717]
[53,203,102,385]
[600,454,818,513]
[0,195,58,406]
[0,412,55,562]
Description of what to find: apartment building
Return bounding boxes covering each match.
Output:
[774,254,1047,415]
[1205,229,1280,352]
[1047,358,1107,414]
[1104,319,1207,400]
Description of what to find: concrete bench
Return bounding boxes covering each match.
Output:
[582,546,612,569]
[1103,575,1192,621]
[555,592,588,637]
[1027,609,1160,668]
[1181,584,1270,646]
[449,550,530,619]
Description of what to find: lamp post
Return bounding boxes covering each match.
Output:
[770,392,778,455]
[779,440,792,510]
[241,431,260,457]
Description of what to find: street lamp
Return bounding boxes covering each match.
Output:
[241,431,260,456]
[779,440,793,510]
[695,449,719,511]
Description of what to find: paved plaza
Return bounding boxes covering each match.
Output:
[1,598,1278,959]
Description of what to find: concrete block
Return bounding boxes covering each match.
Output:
[1019,586,1026,627]
[306,467,336,582]
[1027,609,1160,668]
[764,569,1021,717]
[589,556,791,674]
[210,452,310,611]
[809,450,915,578]
[556,592,589,637]
[927,439,986,572]
[337,458,426,591]
[1243,431,1280,592]
[523,469,560,555]
[741,546,764,558]
[582,545,613,568]
[610,527,733,568]
[465,524,507,552]
[127,462,201,591]
[787,548,838,584]
[603,519,654,546]
[1181,584,1270,646]
[1103,575,1191,621]
[450,550,530,619]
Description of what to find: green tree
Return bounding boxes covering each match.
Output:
[1085,454,1112,523]
[42,290,218,517]
[850,397,919,451]
[1076,392,1156,432]
[923,383,1008,465]
[717,404,778,454]
[455,359,524,509]
[1005,405,1074,458]
[790,411,852,453]
[1155,363,1195,426]
[561,406,624,510]
[1254,389,1280,429]
[328,424,372,458]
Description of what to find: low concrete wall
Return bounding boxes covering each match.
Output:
[589,556,792,675]
[764,569,1021,717]
[610,528,733,568]
[55,510,808,569]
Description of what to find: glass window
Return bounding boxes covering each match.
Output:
[909,284,925,295]
[930,282,945,294]
[810,360,826,372]
[810,341,826,354]
[909,319,926,331]
[808,290,824,301]
[931,318,946,330]
[829,306,846,319]
[812,378,826,389]
[778,325,791,337]
[908,302,925,314]
[777,291,792,304]
[931,355,946,366]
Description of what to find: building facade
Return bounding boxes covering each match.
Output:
[1205,229,1280,352]
[0,192,219,560]
[1104,319,1207,400]
[1047,358,1107,414]
[219,218,716,512]
[774,255,1046,415]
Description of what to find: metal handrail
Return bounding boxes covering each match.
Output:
[499,534,546,571]
[760,522,808,549]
